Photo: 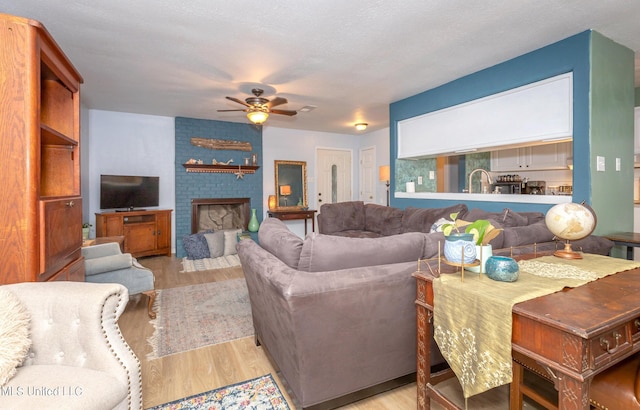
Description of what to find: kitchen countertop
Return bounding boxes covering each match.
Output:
[395,192,572,204]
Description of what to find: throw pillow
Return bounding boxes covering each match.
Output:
[204,231,225,258]
[258,218,304,269]
[223,229,242,256]
[501,208,529,227]
[182,233,210,260]
[0,288,31,386]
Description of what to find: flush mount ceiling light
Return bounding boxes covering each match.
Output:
[355,123,368,131]
[247,107,269,125]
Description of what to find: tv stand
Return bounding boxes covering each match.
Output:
[95,209,172,257]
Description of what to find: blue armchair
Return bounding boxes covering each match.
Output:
[82,242,156,318]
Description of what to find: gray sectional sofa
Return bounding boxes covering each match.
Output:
[237,201,614,409]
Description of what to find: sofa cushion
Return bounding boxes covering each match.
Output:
[318,201,365,234]
[298,232,426,272]
[364,204,403,236]
[0,289,31,386]
[401,204,468,233]
[465,208,534,228]
[258,218,304,269]
[501,220,554,248]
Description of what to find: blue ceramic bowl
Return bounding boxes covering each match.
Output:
[485,256,519,282]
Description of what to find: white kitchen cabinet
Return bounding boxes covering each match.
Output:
[491,142,572,172]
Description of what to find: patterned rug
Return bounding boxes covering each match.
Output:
[147,278,253,358]
[147,374,290,410]
[180,254,242,272]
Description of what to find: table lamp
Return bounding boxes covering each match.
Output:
[379,165,390,206]
[279,185,291,206]
[268,195,277,210]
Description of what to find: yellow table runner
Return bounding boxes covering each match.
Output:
[433,254,640,399]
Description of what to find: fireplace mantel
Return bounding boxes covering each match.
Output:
[183,164,259,174]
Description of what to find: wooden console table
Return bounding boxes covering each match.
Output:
[267,209,317,235]
[603,231,640,260]
[414,257,640,410]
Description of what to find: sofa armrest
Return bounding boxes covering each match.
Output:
[81,242,123,259]
[3,282,142,410]
[84,253,134,276]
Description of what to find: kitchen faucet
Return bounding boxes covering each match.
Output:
[468,168,493,193]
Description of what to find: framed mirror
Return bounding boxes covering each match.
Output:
[275,160,307,210]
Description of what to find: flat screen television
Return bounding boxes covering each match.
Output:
[100,175,159,210]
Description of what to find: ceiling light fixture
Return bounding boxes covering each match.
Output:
[355,123,368,131]
[247,108,269,125]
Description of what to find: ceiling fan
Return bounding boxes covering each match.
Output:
[218,88,297,125]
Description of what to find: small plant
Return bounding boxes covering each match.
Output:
[441,213,502,245]
[464,219,502,246]
[441,212,462,236]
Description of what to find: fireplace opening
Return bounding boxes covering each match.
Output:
[191,198,250,233]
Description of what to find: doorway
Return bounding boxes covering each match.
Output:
[316,148,352,207]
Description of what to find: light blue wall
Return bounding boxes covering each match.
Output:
[85,110,176,250]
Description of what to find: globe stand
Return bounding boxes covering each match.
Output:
[554,240,583,259]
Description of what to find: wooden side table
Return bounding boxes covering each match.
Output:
[267,209,317,235]
[603,231,640,260]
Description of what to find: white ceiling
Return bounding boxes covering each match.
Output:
[3,1,640,135]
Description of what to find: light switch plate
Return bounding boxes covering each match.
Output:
[616,158,621,171]
[597,156,605,172]
[429,171,435,179]
[417,176,423,185]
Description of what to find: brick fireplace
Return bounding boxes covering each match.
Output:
[175,117,262,258]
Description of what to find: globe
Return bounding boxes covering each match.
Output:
[545,202,597,259]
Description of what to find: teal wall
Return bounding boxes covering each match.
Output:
[589,32,635,235]
[389,30,635,234]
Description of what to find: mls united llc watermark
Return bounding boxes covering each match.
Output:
[1,385,83,397]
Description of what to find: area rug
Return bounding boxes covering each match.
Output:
[147,374,290,410]
[181,254,242,272]
[147,278,253,359]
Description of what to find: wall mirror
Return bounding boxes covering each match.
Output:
[275,160,307,210]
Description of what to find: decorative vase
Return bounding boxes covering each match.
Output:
[485,256,519,282]
[248,208,259,232]
[82,227,90,240]
[443,233,476,264]
[466,244,492,273]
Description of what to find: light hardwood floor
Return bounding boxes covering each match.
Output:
[118,254,540,410]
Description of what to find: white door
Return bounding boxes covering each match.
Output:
[359,146,376,204]
[317,148,352,206]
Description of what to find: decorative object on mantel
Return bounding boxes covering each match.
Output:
[190,137,252,152]
[185,158,203,164]
[545,201,596,259]
[234,166,245,180]
[182,163,259,174]
[211,158,234,165]
[251,153,258,165]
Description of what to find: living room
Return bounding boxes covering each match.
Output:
[2,2,640,410]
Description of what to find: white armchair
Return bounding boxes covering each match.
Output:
[1,282,142,410]
[82,242,156,319]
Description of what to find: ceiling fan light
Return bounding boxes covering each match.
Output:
[355,123,368,131]
[247,109,269,124]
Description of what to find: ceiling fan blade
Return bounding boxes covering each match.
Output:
[217,109,247,112]
[270,109,297,116]
[225,96,250,107]
[267,97,288,108]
